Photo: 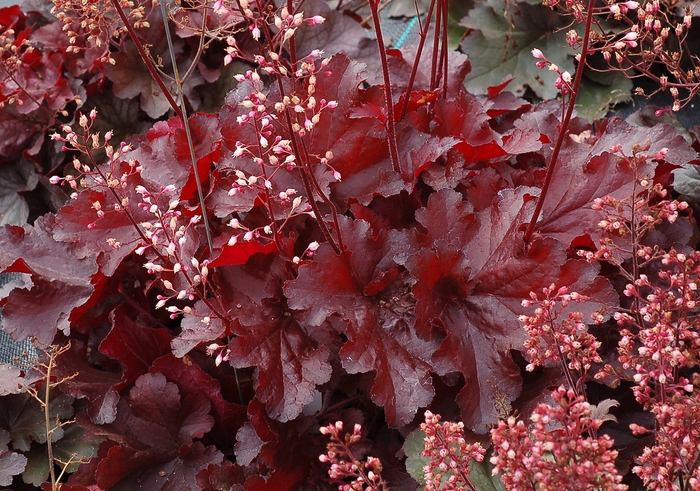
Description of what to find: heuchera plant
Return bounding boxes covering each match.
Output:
[0,0,699,489]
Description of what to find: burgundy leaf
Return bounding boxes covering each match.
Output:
[228,317,332,422]
[285,217,437,426]
[52,161,153,277]
[53,341,123,424]
[98,307,173,390]
[196,460,245,491]
[404,188,617,431]
[151,354,247,450]
[534,119,699,248]
[78,372,219,490]
[171,301,228,358]
[0,214,98,343]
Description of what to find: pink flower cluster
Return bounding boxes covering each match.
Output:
[319,422,388,491]
[520,285,602,380]
[420,411,485,491]
[490,386,626,491]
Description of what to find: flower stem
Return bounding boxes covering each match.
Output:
[368,0,402,176]
[523,0,596,243]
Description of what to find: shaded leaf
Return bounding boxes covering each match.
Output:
[0,391,74,452]
[0,214,98,343]
[99,307,173,390]
[77,372,220,490]
[0,449,26,486]
[286,217,437,427]
[460,0,576,99]
[0,160,38,226]
[575,74,633,122]
[151,354,247,450]
[53,340,122,425]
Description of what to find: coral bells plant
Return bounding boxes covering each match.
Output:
[1,0,700,489]
[319,421,388,491]
[420,411,486,491]
[489,387,626,491]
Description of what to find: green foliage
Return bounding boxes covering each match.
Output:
[460,0,576,99]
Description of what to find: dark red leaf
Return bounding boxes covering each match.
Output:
[52,163,152,277]
[196,460,245,491]
[404,188,618,431]
[41,484,89,491]
[285,217,437,427]
[432,93,506,162]
[171,301,229,358]
[98,306,173,390]
[306,55,404,205]
[151,354,247,450]
[78,372,220,490]
[228,317,332,422]
[0,214,98,343]
[53,340,123,425]
[534,119,699,248]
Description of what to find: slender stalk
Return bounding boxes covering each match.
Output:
[110,0,183,120]
[440,0,449,98]
[368,0,402,176]
[523,0,596,243]
[44,353,57,490]
[429,0,441,91]
[400,0,436,120]
[159,0,215,255]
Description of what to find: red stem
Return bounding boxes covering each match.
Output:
[429,0,441,91]
[400,0,436,120]
[110,0,183,120]
[523,0,596,243]
[440,0,449,98]
[368,0,402,176]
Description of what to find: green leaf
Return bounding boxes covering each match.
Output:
[574,74,633,122]
[459,0,576,99]
[469,447,507,491]
[448,1,474,50]
[0,160,38,226]
[403,428,429,486]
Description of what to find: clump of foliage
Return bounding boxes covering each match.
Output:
[0,0,699,489]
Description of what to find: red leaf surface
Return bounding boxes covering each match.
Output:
[53,341,123,425]
[171,301,228,358]
[0,214,98,343]
[196,460,245,491]
[405,188,617,431]
[534,119,699,247]
[151,354,247,450]
[228,317,332,422]
[285,217,437,427]
[98,307,173,390]
[52,162,153,277]
[78,372,221,490]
